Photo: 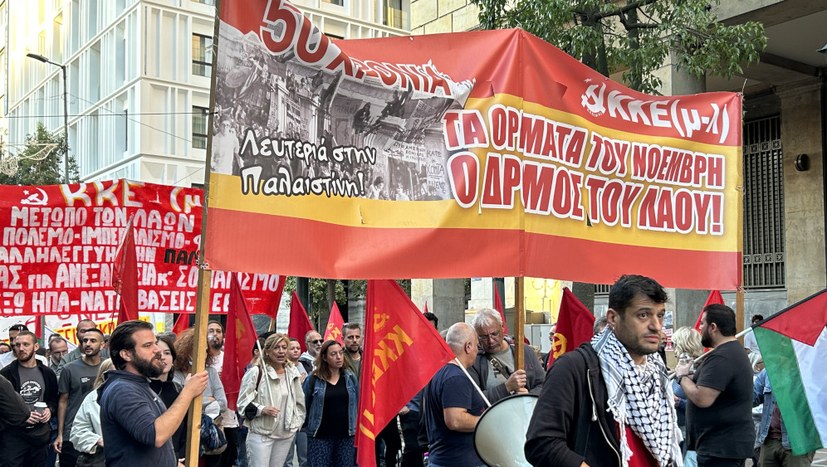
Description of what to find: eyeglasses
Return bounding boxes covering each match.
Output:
[309,339,323,344]
[478,330,501,342]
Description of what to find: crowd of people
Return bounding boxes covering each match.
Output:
[0,275,817,467]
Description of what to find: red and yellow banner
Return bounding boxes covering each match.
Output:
[206,0,742,289]
[0,180,282,315]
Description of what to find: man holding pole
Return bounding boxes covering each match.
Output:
[99,321,208,466]
[424,322,486,467]
[525,274,683,467]
[469,308,544,403]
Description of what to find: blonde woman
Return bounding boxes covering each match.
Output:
[70,359,115,467]
[238,333,306,466]
[671,326,703,453]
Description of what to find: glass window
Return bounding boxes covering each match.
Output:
[192,34,212,77]
[192,106,209,149]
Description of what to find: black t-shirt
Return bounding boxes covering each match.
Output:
[314,376,349,438]
[686,340,755,458]
[424,364,485,466]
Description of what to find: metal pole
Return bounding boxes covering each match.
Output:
[61,64,69,183]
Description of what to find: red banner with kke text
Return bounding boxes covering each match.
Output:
[0,180,283,316]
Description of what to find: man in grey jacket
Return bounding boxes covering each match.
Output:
[468,308,544,403]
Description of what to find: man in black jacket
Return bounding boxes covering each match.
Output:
[0,373,31,429]
[525,275,683,467]
[0,330,59,467]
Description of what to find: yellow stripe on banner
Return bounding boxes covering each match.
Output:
[359,424,376,441]
[209,93,741,253]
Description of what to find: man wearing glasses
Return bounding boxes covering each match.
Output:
[299,331,323,374]
[469,308,544,404]
[47,336,69,374]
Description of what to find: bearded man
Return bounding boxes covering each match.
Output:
[99,320,208,467]
[675,304,755,466]
[525,274,683,467]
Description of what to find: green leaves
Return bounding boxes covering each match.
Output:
[471,0,767,93]
[0,122,79,186]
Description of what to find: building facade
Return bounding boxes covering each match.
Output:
[1,0,409,186]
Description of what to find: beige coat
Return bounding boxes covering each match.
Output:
[238,364,306,437]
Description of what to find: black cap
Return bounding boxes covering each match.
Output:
[8,324,28,332]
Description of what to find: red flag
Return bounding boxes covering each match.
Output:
[694,290,724,331]
[222,273,258,411]
[113,216,139,323]
[172,314,189,335]
[548,287,595,369]
[288,290,314,352]
[356,280,455,467]
[324,302,345,345]
[493,285,509,334]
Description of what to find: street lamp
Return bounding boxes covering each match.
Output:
[26,52,70,184]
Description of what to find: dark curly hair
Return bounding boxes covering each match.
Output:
[173,328,214,373]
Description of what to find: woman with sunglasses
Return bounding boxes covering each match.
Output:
[303,340,358,467]
[238,333,306,466]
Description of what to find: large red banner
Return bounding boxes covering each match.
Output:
[0,180,282,316]
[205,0,742,289]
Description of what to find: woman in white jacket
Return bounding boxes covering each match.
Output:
[70,359,114,467]
[238,333,306,466]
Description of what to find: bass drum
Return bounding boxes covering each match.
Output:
[473,393,538,467]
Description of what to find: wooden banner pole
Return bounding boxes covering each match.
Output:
[515,276,525,371]
[185,2,222,463]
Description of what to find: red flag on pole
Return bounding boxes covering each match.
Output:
[324,302,345,345]
[548,287,595,369]
[113,216,139,323]
[493,285,509,334]
[288,290,314,352]
[222,273,258,411]
[172,314,190,335]
[356,280,455,467]
[694,290,724,331]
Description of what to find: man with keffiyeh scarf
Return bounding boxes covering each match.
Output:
[525,274,683,467]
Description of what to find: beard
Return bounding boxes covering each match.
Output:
[210,339,224,350]
[701,329,713,348]
[17,349,35,363]
[133,351,164,378]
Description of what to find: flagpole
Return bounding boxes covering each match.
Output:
[514,276,525,371]
[453,357,492,408]
[185,1,222,463]
[254,338,275,408]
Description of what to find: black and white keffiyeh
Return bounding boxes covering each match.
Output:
[592,329,683,467]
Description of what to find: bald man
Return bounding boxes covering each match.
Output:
[424,323,485,467]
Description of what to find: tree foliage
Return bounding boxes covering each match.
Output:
[0,122,79,185]
[471,0,767,94]
[282,277,412,319]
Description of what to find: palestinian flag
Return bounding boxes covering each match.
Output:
[753,288,827,456]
